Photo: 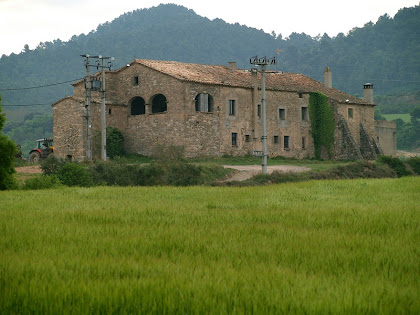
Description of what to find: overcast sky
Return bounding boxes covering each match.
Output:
[0,0,418,56]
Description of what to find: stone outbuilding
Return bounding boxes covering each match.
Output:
[52,59,395,160]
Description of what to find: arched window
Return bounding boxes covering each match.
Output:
[131,97,145,115]
[151,94,167,113]
[195,93,214,112]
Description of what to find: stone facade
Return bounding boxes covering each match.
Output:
[52,59,389,161]
[375,120,397,156]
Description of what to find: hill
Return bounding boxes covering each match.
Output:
[0,3,419,122]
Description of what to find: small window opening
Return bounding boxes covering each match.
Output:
[302,137,306,149]
[195,93,214,112]
[257,104,261,118]
[299,93,303,98]
[348,108,353,119]
[232,133,238,146]
[279,108,285,120]
[108,108,112,115]
[301,107,308,121]
[274,136,279,144]
[245,135,250,142]
[229,100,236,116]
[133,76,139,86]
[284,136,290,149]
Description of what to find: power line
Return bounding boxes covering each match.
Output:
[2,103,52,107]
[0,77,84,91]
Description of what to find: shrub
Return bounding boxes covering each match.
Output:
[57,163,93,187]
[167,163,203,186]
[90,159,136,186]
[40,154,66,176]
[377,155,411,177]
[406,157,420,175]
[22,175,62,190]
[133,163,166,186]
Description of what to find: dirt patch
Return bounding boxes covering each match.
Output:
[15,165,42,174]
[397,150,420,158]
[222,165,311,182]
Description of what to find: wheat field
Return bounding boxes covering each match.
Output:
[1,177,419,313]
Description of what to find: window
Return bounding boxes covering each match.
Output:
[151,94,167,113]
[257,104,261,118]
[232,133,238,146]
[284,136,290,149]
[108,108,112,115]
[302,137,306,149]
[195,93,213,112]
[133,76,139,86]
[130,97,146,115]
[301,107,308,121]
[274,136,279,144]
[229,100,236,116]
[299,93,303,98]
[279,108,285,120]
[348,108,353,119]
[245,135,250,142]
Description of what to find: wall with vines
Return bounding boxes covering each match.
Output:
[309,92,335,159]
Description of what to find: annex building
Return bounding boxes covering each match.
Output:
[52,59,396,160]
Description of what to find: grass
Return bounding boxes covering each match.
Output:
[1,177,419,313]
[191,155,349,172]
[383,113,411,123]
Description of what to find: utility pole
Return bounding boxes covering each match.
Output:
[250,56,276,174]
[100,57,107,161]
[81,54,114,161]
[81,54,92,161]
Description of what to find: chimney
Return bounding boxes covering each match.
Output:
[324,67,332,88]
[228,61,237,71]
[363,83,374,103]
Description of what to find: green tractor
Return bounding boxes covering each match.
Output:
[29,138,54,163]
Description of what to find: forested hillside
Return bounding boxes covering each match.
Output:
[0,3,419,151]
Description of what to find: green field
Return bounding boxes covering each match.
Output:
[383,113,411,123]
[1,177,419,313]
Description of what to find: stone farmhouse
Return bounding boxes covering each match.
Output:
[52,59,396,160]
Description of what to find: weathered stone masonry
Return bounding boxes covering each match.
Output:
[52,59,395,160]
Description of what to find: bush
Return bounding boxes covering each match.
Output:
[377,155,411,177]
[167,163,203,186]
[133,163,166,186]
[57,163,93,187]
[90,159,135,186]
[406,157,420,175]
[22,175,62,190]
[40,154,66,176]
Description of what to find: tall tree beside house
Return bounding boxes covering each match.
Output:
[0,94,17,190]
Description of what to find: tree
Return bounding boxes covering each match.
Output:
[0,94,18,190]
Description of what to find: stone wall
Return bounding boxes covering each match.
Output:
[52,97,86,160]
[375,120,397,156]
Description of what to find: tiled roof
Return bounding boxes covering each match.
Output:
[133,59,373,106]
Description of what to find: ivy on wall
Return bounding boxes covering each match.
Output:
[106,127,125,159]
[309,92,335,159]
